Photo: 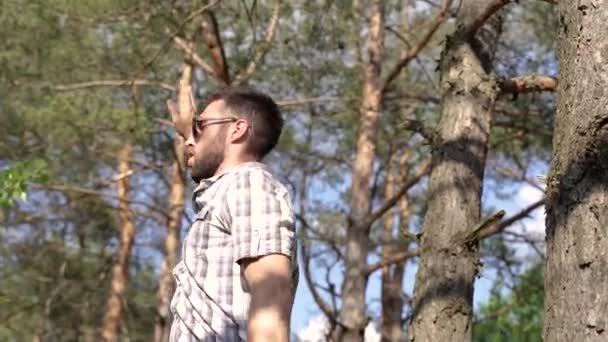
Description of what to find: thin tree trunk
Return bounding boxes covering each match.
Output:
[544,2,608,341]
[408,3,502,341]
[381,148,398,341]
[102,143,135,342]
[381,149,409,342]
[335,0,384,340]
[200,12,230,85]
[153,63,191,342]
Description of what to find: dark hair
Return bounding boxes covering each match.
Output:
[206,87,284,158]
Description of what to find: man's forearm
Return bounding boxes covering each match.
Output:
[247,305,290,342]
[247,283,292,342]
[242,254,294,342]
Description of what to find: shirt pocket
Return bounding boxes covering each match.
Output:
[189,206,230,257]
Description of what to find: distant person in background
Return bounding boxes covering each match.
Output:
[166,86,298,342]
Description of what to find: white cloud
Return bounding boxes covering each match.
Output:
[297,316,382,342]
[364,322,381,342]
[297,315,329,342]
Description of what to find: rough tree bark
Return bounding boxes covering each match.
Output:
[408,2,503,341]
[153,63,191,342]
[544,2,608,341]
[335,0,384,340]
[101,143,135,342]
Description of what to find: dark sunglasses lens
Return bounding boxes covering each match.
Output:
[192,119,200,139]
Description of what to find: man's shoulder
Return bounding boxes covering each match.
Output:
[225,162,289,194]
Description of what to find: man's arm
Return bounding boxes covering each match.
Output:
[166,80,196,139]
[241,254,293,342]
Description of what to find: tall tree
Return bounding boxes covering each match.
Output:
[102,142,136,342]
[409,2,504,341]
[336,0,385,340]
[544,2,608,341]
[153,63,190,342]
[381,147,411,342]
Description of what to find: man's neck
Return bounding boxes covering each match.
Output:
[214,156,260,177]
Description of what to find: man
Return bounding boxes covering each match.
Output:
[166,86,298,341]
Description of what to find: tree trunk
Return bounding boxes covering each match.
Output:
[336,0,384,340]
[544,2,608,341]
[101,143,135,342]
[153,63,191,342]
[201,12,230,85]
[408,3,502,341]
[381,149,409,342]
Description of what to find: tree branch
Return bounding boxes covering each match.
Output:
[367,199,545,274]
[366,249,419,275]
[171,34,221,82]
[276,96,342,107]
[367,158,432,227]
[463,0,555,37]
[200,11,231,85]
[462,210,506,245]
[298,218,339,323]
[53,80,175,92]
[233,0,282,85]
[382,0,452,92]
[133,0,220,80]
[499,75,558,96]
[478,199,545,240]
[463,0,510,37]
[32,183,169,221]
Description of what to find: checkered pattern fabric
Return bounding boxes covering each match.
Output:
[169,162,297,341]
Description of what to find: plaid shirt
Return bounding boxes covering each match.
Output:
[170,162,298,341]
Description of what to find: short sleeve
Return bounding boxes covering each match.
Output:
[225,169,295,264]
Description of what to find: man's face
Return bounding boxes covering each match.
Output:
[186,100,232,183]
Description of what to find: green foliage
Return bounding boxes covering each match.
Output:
[0,160,48,208]
[473,262,544,342]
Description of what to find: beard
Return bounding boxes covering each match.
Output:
[190,128,227,183]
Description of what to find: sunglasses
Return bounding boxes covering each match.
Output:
[192,116,239,140]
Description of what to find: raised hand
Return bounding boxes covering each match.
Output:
[167,80,197,139]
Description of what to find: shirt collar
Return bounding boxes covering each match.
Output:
[192,161,266,196]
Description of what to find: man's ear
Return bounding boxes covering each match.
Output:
[230,119,250,143]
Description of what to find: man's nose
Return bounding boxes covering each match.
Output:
[185,135,195,147]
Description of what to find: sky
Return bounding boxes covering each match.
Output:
[292,163,548,339]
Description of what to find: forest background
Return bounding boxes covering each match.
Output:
[0,0,573,341]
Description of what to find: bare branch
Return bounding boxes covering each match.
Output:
[133,0,220,79]
[367,199,545,274]
[499,75,558,96]
[31,183,169,221]
[478,199,545,240]
[276,96,342,107]
[463,0,555,37]
[233,0,282,85]
[171,34,220,81]
[53,80,175,92]
[298,218,339,323]
[462,210,506,245]
[382,0,452,92]
[367,158,432,226]
[366,249,419,275]
[493,166,546,192]
[200,11,231,85]
[463,0,510,37]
